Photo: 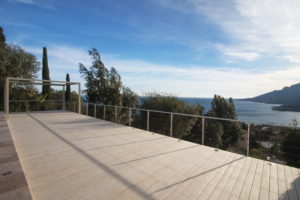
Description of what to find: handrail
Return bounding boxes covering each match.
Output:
[10,100,63,102]
[9,99,300,161]
[76,101,299,129]
[10,99,299,129]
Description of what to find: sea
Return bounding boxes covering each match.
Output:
[180,97,300,126]
[81,95,300,126]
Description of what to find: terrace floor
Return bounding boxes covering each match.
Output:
[7,111,300,200]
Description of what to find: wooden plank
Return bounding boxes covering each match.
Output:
[239,158,257,199]
[269,163,278,200]
[217,157,247,200]
[228,157,252,199]
[284,165,298,200]
[291,167,300,200]
[163,150,226,200]
[249,159,264,200]
[277,164,288,200]
[259,161,270,200]
[207,153,239,200]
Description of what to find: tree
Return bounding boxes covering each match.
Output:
[281,128,300,168]
[206,95,243,149]
[0,27,5,44]
[241,122,247,130]
[270,143,281,156]
[51,89,81,102]
[79,48,122,105]
[66,73,71,101]
[9,85,47,112]
[204,117,223,148]
[249,134,261,150]
[0,43,41,110]
[134,91,204,138]
[42,47,51,100]
[0,27,6,69]
[249,149,267,160]
[79,48,139,121]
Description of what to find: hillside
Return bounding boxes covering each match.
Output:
[240,83,300,104]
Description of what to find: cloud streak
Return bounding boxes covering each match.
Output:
[24,44,300,98]
[155,0,300,63]
[7,0,55,9]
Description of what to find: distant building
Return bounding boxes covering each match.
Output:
[238,130,248,149]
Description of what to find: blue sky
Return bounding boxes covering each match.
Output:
[1,0,300,98]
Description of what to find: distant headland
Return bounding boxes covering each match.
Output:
[239,83,300,112]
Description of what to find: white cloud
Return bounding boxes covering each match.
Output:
[124,8,173,28]
[7,0,55,9]
[217,45,261,61]
[23,44,300,98]
[16,0,35,4]
[155,0,300,62]
[278,55,300,63]
[103,56,300,98]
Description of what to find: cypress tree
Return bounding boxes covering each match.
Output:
[42,47,51,99]
[66,73,71,101]
[0,27,6,44]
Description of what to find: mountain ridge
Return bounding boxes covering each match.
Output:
[240,83,300,104]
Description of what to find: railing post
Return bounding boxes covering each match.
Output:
[115,106,117,123]
[74,102,75,112]
[94,104,96,118]
[46,101,47,111]
[26,101,28,112]
[147,111,149,131]
[170,114,173,137]
[202,118,205,145]
[62,86,65,110]
[78,83,81,114]
[4,81,6,114]
[5,77,9,119]
[86,103,88,116]
[129,108,131,127]
[103,105,105,120]
[247,123,250,156]
[68,101,70,111]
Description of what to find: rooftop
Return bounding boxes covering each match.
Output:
[5,111,300,199]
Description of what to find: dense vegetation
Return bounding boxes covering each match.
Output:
[0,27,41,110]
[79,48,139,122]
[133,91,204,138]
[206,96,243,149]
[281,127,300,167]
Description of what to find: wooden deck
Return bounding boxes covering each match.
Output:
[7,111,300,200]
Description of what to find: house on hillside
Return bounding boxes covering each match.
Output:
[238,130,248,149]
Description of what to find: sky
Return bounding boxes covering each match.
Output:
[1,0,300,98]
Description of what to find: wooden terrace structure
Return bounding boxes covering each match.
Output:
[2,110,300,200]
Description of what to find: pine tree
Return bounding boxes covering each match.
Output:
[0,27,7,69]
[66,73,71,101]
[0,27,6,44]
[206,95,243,149]
[42,47,51,99]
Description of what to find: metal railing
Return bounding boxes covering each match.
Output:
[74,101,298,152]
[9,99,300,167]
[9,100,79,113]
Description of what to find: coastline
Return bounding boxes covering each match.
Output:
[271,104,300,112]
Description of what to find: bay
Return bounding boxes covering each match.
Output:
[180,97,300,126]
[81,95,300,126]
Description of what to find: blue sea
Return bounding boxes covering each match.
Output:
[180,97,300,126]
[81,95,300,126]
